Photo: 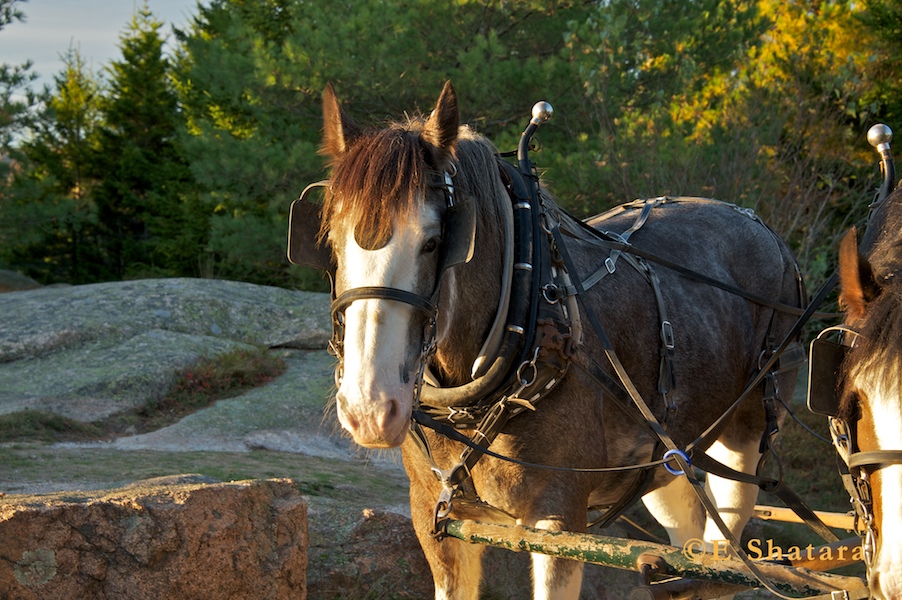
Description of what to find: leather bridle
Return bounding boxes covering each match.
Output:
[325,170,467,393]
[812,326,902,574]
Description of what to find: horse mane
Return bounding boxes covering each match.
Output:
[841,217,902,415]
[321,120,504,248]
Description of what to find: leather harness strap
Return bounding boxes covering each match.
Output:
[581,197,657,291]
[550,220,851,599]
[561,207,841,320]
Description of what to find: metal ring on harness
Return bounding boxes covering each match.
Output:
[663,449,690,476]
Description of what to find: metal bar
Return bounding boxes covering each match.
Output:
[443,519,866,596]
[754,504,855,531]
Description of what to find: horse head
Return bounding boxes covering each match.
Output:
[317,82,490,448]
[838,214,902,598]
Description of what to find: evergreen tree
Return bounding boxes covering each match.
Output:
[0,0,36,154]
[92,4,194,279]
[1,47,103,282]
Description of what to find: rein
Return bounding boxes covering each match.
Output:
[408,110,857,599]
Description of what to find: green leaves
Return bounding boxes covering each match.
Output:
[0,0,896,292]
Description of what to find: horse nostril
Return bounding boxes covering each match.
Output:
[378,398,403,433]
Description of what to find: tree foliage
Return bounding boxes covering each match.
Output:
[1,0,899,290]
[92,7,194,279]
[1,48,102,282]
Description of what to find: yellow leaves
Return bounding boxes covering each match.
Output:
[206,102,257,140]
[752,0,868,90]
[659,0,874,145]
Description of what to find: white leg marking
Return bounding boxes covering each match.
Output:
[702,439,760,545]
[531,519,584,600]
[642,475,704,546]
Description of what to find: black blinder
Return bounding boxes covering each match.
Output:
[438,198,476,272]
[807,337,847,417]
[287,181,332,270]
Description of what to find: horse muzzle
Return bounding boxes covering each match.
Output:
[335,383,413,448]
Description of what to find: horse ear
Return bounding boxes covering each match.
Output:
[421,80,459,156]
[321,83,360,158]
[838,227,877,322]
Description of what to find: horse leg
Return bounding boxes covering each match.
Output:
[687,438,762,600]
[429,538,483,600]
[406,468,484,600]
[702,438,760,545]
[522,511,585,600]
[410,507,484,600]
[642,475,705,546]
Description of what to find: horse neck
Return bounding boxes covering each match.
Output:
[432,177,507,386]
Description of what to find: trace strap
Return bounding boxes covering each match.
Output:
[550,223,848,599]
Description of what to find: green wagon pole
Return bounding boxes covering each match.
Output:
[443,519,867,597]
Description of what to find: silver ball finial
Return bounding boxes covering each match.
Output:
[868,123,893,152]
[531,101,554,125]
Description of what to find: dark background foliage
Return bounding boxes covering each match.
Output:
[1,0,899,292]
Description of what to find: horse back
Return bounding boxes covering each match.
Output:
[576,197,803,443]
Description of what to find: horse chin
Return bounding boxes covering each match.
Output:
[350,425,409,449]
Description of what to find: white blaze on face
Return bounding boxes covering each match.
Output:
[856,368,902,599]
[332,202,441,449]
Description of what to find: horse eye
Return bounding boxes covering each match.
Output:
[422,238,439,254]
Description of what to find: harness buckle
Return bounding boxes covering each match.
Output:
[431,486,454,539]
[604,256,616,274]
[542,283,563,304]
[660,321,675,350]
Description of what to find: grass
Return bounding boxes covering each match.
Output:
[124,346,287,433]
[0,347,287,443]
[0,447,409,507]
[0,411,104,444]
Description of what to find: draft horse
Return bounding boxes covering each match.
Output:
[835,180,902,599]
[294,82,804,599]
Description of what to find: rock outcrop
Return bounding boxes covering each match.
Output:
[0,269,41,293]
[0,278,330,421]
[0,477,308,600]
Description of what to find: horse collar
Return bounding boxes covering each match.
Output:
[417,158,578,424]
